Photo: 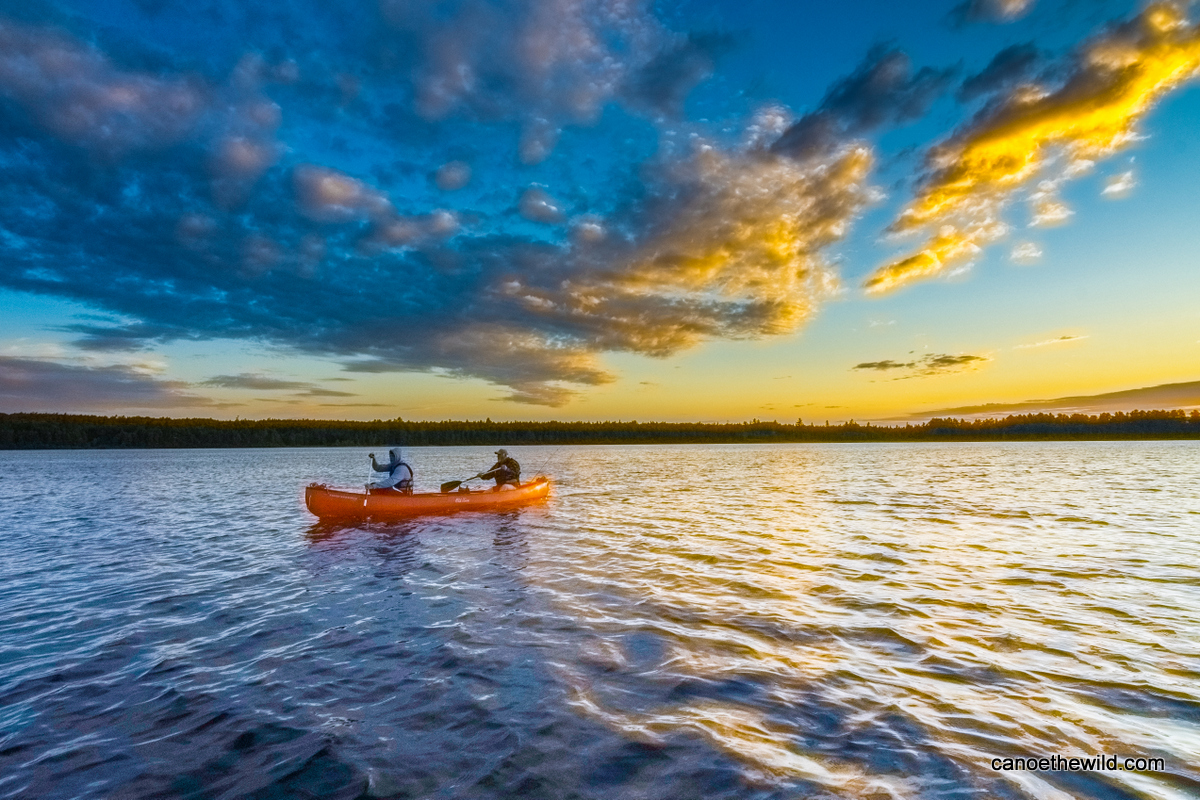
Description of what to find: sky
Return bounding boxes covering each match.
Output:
[0,0,1198,422]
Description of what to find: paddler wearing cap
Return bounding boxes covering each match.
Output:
[474,449,521,490]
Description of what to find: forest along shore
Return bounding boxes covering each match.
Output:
[2,410,1199,449]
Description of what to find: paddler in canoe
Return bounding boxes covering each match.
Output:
[473,449,521,491]
[367,447,414,494]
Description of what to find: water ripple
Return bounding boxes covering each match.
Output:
[1,443,1198,798]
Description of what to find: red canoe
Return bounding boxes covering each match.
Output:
[305,477,551,521]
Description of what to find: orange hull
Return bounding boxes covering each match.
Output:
[305,477,550,521]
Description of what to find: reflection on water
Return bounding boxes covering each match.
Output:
[1,443,1198,798]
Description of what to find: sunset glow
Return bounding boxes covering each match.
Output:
[1,0,1197,422]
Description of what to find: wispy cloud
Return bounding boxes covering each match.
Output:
[199,373,358,398]
[852,353,990,378]
[949,0,1037,27]
[1014,334,1088,349]
[853,359,912,371]
[200,374,312,390]
[914,354,991,376]
[1010,241,1043,263]
[1029,197,1074,227]
[866,3,1200,294]
[318,403,388,408]
[298,388,357,398]
[1102,170,1137,197]
[0,356,211,412]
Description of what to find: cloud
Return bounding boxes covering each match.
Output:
[958,44,1042,101]
[0,15,283,219]
[518,187,565,224]
[0,8,915,407]
[326,123,875,404]
[199,373,312,390]
[626,30,736,117]
[1029,197,1074,226]
[0,356,210,412]
[852,353,990,378]
[596,139,873,336]
[199,373,358,397]
[0,20,206,156]
[381,0,722,156]
[294,165,393,223]
[1010,241,1043,262]
[852,359,912,371]
[23,107,874,406]
[298,388,357,397]
[1014,333,1087,348]
[949,0,1037,27]
[915,353,990,375]
[867,3,1200,294]
[819,48,956,132]
[55,323,170,352]
[1102,170,1136,197]
[896,379,1200,419]
[434,161,471,191]
[773,47,955,160]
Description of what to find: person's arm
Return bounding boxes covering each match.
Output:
[368,453,390,473]
[476,460,502,479]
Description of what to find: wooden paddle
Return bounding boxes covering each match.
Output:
[440,475,480,493]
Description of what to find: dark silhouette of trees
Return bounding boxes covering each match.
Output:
[0,409,1197,449]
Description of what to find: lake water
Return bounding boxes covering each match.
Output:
[1,443,1198,799]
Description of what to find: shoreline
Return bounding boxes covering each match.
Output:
[2,410,1198,449]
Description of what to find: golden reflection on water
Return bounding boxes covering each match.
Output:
[526,444,1200,798]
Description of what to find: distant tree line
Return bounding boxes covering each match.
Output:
[0,410,1197,449]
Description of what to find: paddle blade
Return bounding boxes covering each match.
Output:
[440,480,462,494]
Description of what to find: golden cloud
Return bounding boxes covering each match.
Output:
[501,139,876,366]
[613,143,872,326]
[867,2,1200,294]
[375,134,880,405]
